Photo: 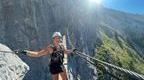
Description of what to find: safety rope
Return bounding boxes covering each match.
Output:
[0,50,21,55]
[0,51,15,53]
[74,50,144,80]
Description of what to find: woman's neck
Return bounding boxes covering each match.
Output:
[53,43,59,47]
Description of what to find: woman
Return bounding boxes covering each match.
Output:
[23,32,74,80]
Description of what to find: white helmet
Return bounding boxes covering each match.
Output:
[52,32,62,38]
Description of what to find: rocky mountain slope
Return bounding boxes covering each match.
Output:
[0,0,144,80]
[0,43,29,80]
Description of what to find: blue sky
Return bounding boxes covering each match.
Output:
[102,0,144,14]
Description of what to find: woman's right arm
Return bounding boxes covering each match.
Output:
[26,46,53,57]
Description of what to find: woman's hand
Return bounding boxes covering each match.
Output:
[21,50,28,55]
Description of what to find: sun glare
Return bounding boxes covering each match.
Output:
[89,0,102,5]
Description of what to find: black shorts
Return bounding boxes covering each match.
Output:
[49,64,64,74]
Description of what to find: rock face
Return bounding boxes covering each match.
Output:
[0,43,29,80]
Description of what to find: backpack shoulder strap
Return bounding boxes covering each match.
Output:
[59,44,65,50]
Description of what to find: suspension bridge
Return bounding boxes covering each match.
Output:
[0,35,144,80]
